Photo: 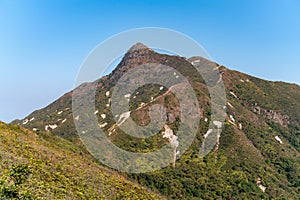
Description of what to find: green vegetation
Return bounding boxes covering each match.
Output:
[0,122,163,199]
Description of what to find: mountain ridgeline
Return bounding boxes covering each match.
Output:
[12,43,300,199]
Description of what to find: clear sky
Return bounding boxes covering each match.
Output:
[0,0,299,123]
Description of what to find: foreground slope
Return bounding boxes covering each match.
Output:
[0,122,163,199]
[14,43,300,199]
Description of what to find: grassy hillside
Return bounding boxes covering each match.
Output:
[0,122,163,199]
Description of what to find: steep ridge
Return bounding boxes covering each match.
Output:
[13,43,300,199]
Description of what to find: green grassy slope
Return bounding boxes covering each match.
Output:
[0,122,164,199]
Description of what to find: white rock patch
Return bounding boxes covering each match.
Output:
[45,124,58,131]
[230,92,238,99]
[160,86,164,91]
[162,125,179,167]
[99,122,108,128]
[22,119,29,125]
[62,119,67,124]
[107,98,111,105]
[124,94,131,99]
[239,123,243,130]
[105,91,110,97]
[116,112,131,126]
[30,117,35,122]
[49,124,58,130]
[229,115,236,122]
[109,128,115,136]
[57,111,63,115]
[204,129,213,138]
[213,121,222,129]
[217,74,223,83]
[94,110,99,115]
[227,102,234,108]
[191,60,200,65]
[74,115,80,121]
[204,118,208,122]
[162,125,174,139]
[257,178,266,193]
[140,102,146,107]
[101,114,106,119]
[275,136,283,144]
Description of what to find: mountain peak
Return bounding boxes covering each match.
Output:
[128,42,150,52]
[12,41,300,199]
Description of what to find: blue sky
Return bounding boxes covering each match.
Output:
[0,0,299,123]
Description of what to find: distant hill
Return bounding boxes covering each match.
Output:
[13,43,300,199]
